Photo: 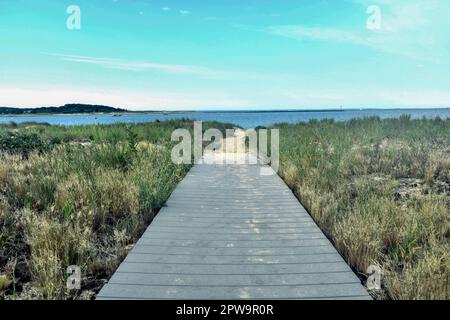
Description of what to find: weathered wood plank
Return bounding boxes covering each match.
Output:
[135,238,332,248]
[130,244,337,256]
[122,252,343,264]
[141,232,324,241]
[114,261,353,275]
[106,272,361,286]
[98,283,369,300]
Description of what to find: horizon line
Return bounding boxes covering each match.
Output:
[1,104,450,114]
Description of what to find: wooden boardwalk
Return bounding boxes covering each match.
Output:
[97,160,370,300]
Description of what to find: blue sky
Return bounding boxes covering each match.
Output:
[1,0,449,110]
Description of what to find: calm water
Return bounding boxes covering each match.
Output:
[1,109,449,128]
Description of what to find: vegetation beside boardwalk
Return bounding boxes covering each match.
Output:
[0,119,234,299]
[275,116,450,299]
[1,116,449,300]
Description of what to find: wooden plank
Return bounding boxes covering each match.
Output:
[123,252,344,264]
[114,261,353,275]
[155,216,313,223]
[97,283,369,300]
[135,238,332,248]
[106,272,361,286]
[142,226,322,234]
[140,233,324,241]
[130,244,337,256]
[97,160,370,300]
[149,221,318,228]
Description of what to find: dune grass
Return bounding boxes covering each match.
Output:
[0,119,234,299]
[275,116,450,299]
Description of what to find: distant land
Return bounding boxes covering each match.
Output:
[1,104,449,116]
[0,104,128,115]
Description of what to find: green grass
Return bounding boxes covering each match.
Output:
[0,119,235,300]
[274,116,450,299]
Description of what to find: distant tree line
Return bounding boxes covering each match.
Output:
[0,104,127,115]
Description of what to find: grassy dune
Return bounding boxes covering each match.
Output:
[0,120,233,299]
[275,116,450,299]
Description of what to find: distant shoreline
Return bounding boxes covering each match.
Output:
[1,107,449,118]
[177,107,450,113]
[0,111,194,117]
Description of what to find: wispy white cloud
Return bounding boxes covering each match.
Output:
[50,53,274,81]
[53,54,215,76]
[179,10,190,15]
[49,53,273,82]
[268,26,369,46]
[267,0,450,62]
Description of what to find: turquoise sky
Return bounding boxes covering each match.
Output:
[1,0,449,110]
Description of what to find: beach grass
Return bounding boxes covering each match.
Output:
[275,116,450,299]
